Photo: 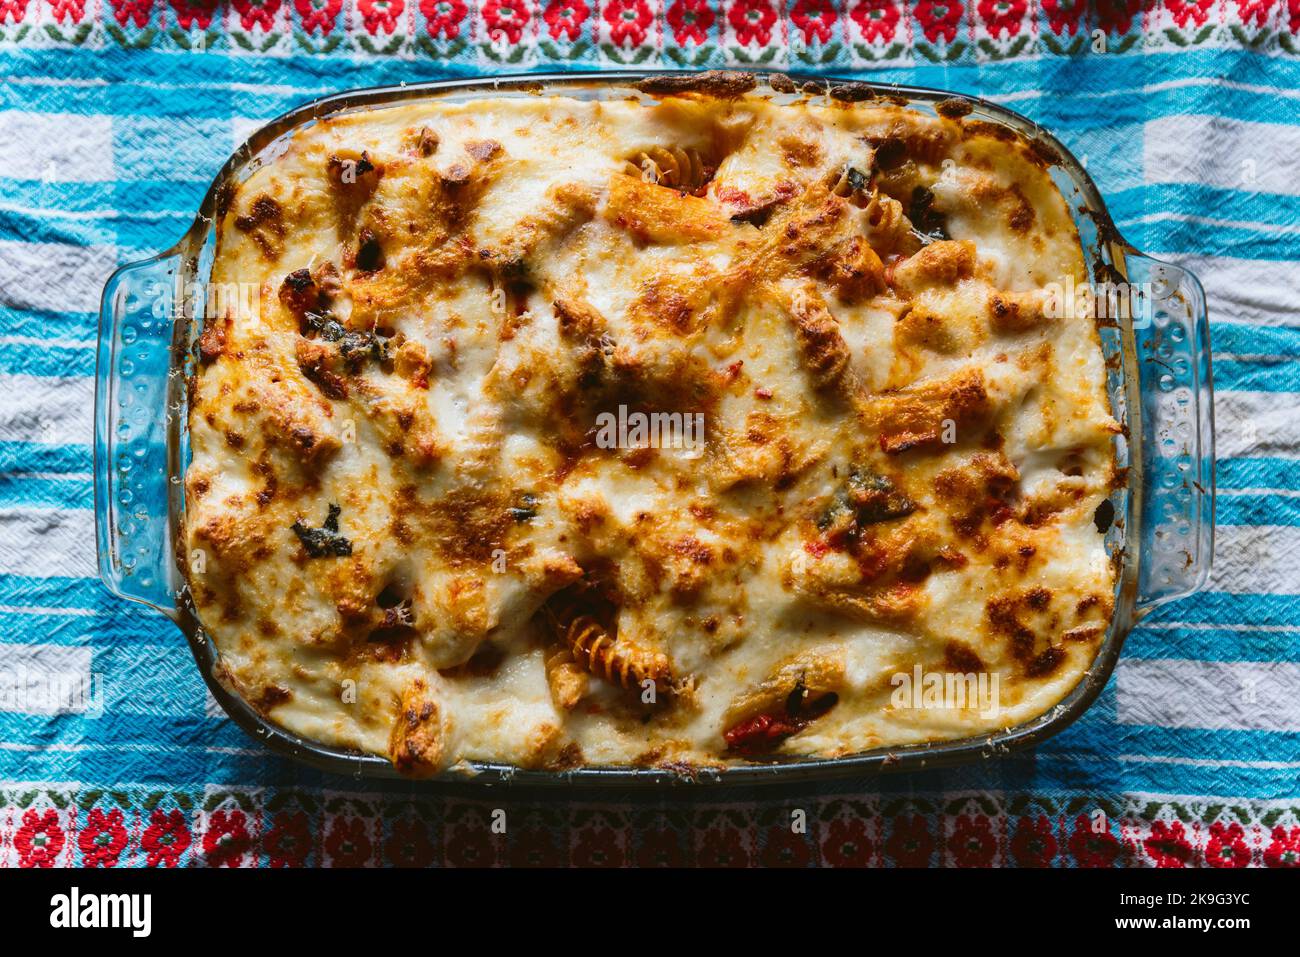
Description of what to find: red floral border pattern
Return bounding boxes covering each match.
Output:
[3,0,1300,60]
[2,787,1298,867]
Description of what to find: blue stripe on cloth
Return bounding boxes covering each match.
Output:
[0,305,97,342]
[1109,184,1300,233]
[0,342,96,378]
[0,213,194,256]
[1145,592,1300,629]
[1213,323,1300,355]
[0,208,115,248]
[1213,358,1300,392]
[1126,624,1300,662]
[0,575,112,608]
[1217,494,1300,527]
[0,442,91,473]
[0,474,93,510]
[0,608,174,646]
[2,45,1298,116]
[0,180,203,211]
[1116,220,1300,262]
[1218,457,1300,491]
[0,180,208,250]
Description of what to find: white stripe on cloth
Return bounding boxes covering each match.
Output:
[1141,621,1300,633]
[1151,253,1300,328]
[1144,115,1300,198]
[231,117,268,150]
[0,201,191,221]
[0,111,115,183]
[0,507,95,578]
[0,604,99,617]
[1214,390,1300,460]
[1144,115,1300,197]
[990,77,1300,105]
[1119,754,1300,769]
[1219,487,1300,498]
[1210,524,1300,594]
[0,240,117,314]
[1117,658,1300,732]
[1122,212,1300,235]
[0,373,92,445]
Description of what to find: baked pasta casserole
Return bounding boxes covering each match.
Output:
[185,73,1119,776]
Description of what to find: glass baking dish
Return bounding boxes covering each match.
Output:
[93,70,1214,785]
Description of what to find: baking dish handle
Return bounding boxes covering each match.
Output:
[94,251,183,617]
[1125,251,1215,616]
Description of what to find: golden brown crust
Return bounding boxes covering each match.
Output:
[636,70,758,99]
[187,89,1117,775]
[605,172,730,244]
[388,680,444,778]
[865,369,992,455]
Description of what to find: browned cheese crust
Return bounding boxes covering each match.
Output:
[185,82,1118,775]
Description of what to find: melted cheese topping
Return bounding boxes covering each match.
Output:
[186,85,1118,776]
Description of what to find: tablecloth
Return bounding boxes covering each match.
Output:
[0,0,1298,868]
